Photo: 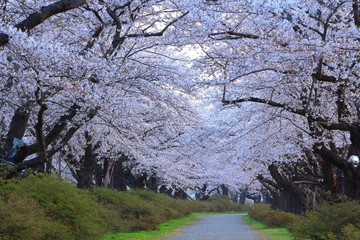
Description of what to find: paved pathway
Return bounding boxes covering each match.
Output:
[163,214,266,240]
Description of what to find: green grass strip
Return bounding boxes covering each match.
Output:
[242,215,293,240]
[103,212,244,240]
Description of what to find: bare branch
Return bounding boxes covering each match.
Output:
[222,96,307,116]
[126,11,189,38]
[222,94,355,132]
[229,68,295,83]
[209,30,259,40]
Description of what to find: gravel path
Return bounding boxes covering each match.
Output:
[163,214,266,240]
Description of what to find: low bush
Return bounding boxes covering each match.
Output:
[91,187,168,232]
[0,174,109,240]
[248,203,300,228]
[290,200,360,240]
[0,174,241,239]
[207,194,240,212]
[0,193,49,240]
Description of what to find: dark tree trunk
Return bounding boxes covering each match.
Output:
[159,185,168,194]
[246,192,261,204]
[145,175,159,192]
[174,188,188,200]
[220,184,229,197]
[270,164,307,213]
[9,103,81,164]
[112,158,127,191]
[2,105,30,160]
[353,0,360,27]
[133,172,147,189]
[238,189,247,205]
[317,128,360,200]
[348,126,360,157]
[94,163,103,186]
[76,132,100,189]
[124,167,136,188]
[320,160,341,193]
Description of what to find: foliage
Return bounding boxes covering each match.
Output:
[248,203,300,228]
[0,193,53,240]
[242,215,293,240]
[91,188,240,232]
[102,213,198,240]
[247,201,360,240]
[290,201,360,240]
[0,174,109,240]
[207,194,241,212]
[91,187,174,232]
[0,174,240,239]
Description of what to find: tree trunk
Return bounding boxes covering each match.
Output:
[112,158,127,191]
[76,133,100,189]
[2,105,30,160]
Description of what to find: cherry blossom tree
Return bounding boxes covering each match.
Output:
[0,0,199,184]
[2,0,360,206]
[203,0,360,204]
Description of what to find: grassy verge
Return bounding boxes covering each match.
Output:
[242,215,293,240]
[102,214,196,240]
[103,212,244,240]
[0,174,242,240]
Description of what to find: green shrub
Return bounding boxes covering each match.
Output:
[91,187,185,232]
[339,224,360,240]
[0,174,109,240]
[248,203,300,228]
[290,200,360,240]
[186,199,211,213]
[0,174,242,239]
[207,194,239,212]
[0,193,48,240]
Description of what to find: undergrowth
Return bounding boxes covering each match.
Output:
[290,201,360,240]
[242,214,293,240]
[248,201,360,240]
[0,174,240,240]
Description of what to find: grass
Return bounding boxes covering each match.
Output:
[103,212,245,240]
[242,215,293,240]
[0,174,243,239]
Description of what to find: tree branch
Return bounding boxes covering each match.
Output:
[209,30,259,40]
[47,107,98,158]
[229,68,294,83]
[0,0,86,47]
[126,11,189,38]
[11,103,80,163]
[316,145,348,171]
[222,95,355,132]
[353,0,360,27]
[34,88,48,166]
[222,96,307,116]
[311,72,337,83]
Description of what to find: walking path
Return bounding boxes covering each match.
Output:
[163,214,265,240]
